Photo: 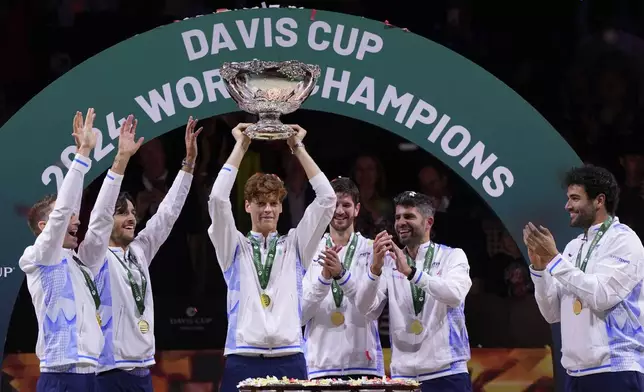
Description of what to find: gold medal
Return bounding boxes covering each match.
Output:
[330,311,345,326]
[573,299,582,315]
[96,313,102,326]
[410,320,424,335]
[138,319,150,334]
[260,293,271,308]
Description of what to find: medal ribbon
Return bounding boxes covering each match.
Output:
[325,233,359,308]
[109,249,147,316]
[72,256,101,310]
[248,233,279,289]
[575,217,613,273]
[406,242,436,315]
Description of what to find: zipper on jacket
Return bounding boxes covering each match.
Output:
[79,304,85,337]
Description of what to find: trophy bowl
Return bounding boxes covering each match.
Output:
[220,59,321,140]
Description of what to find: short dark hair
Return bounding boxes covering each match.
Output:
[393,191,435,218]
[331,177,360,204]
[115,192,135,215]
[564,164,620,215]
[27,194,57,235]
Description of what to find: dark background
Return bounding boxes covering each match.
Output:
[2,0,644,371]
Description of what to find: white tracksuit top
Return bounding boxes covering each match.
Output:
[208,164,336,357]
[531,217,644,377]
[301,232,384,378]
[20,155,122,372]
[95,170,193,372]
[356,241,472,382]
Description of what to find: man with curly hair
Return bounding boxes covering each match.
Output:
[524,164,644,391]
[208,123,336,390]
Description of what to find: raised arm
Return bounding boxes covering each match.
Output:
[135,117,199,265]
[79,115,140,271]
[20,109,97,272]
[71,111,86,217]
[288,125,337,269]
[406,247,472,308]
[207,123,251,272]
[545,232,644,312]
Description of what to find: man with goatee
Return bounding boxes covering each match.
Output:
[301,177,385,379]
[356,191,473,391]
[525,164,644,392]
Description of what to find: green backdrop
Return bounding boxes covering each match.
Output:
[0,7,580,387]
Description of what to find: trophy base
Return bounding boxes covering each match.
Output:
[244,121,296,140]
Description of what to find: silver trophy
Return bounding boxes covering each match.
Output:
[220,59,321,140]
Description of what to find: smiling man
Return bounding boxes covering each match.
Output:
[301,177,384,379]
[93,117,200,392]
[19,109,130,392]
[524,164,644,392]
[355,191,473,391]
[209,123,336,391]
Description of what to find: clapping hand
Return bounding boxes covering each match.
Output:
[390,242,412,277]
[522,226,544,269]
[371,230,393,276]
[320,245,343,279]
[523,223,558,269]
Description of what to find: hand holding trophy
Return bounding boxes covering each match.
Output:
[231,122,252,147]
[220,59,321,140]
[286,124,307,153]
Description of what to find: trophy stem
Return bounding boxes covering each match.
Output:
[258,111,281,123]
[244,111,296,140]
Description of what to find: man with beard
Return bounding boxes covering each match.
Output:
[209,123,336,391]
[301,177,384,379]
[19,109,135,392]
[356,191,473,391]
[93,117,201,392]
[524,165,644,392]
